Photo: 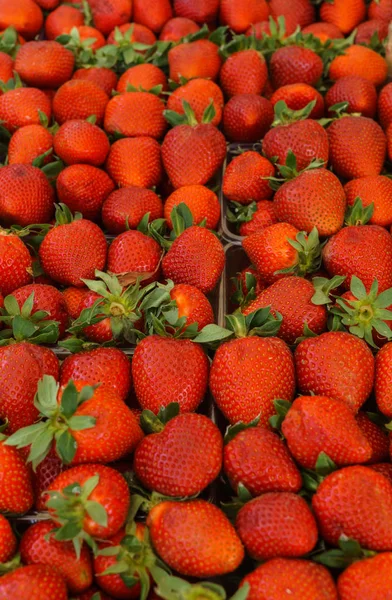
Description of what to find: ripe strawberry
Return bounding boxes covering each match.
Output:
[134,0,172,31]
[344,176,392,227]
[107,229,162,284]
[147,500,244,577]
[220,0,269,33]
[102,186,163,234]
[104,91,167,139]
[32,454,64,510]
[244,277,328,344]
[0,51,14,84]
[222,94,274,142]
[20,521,93,594]
[238,201,278,235]
[134,410,222,496]
[174,0,220,24]
[270,46,323,89]
[106,22,157,45]
[73,25,106,49]
[73,67,118,97]
[89,0,132,36]
[11,283,68,337]
[168,39,222,83]
[323,223,392,292]
[236,493,318,560]
[338,553,392,600]
[56,165,115,222]
[39,205,107,288]
[117,64,167,94]
[220,49,268,98]
[53,80,109,125]
[378,82,392,130]
[269,0,315,34]
[164,185,220,230]
[270,83,324,119]
[320,0,366,35]
[44,5,84,40]
[223,151,275,204]
[329,45,388,86]
[240,559,338,600]
[295,331,375,413]
[8,124,53,166]
[170,283,214,330]
[53,120,110,167]
[132,335,209,412]
[282,395,372,468]
[312,465,392,550]
[0,0,43,40]
[46,464,130,541]
[370,462,392,483]
[327,115,386,179]
[355,18,389,44]
[0,565,67,600]
[62,287,89,320]
[0,515,16,562]
[325,76,377,118]
[15,40,74,89]
[224,425,302,496]
[375,342,392,417]
[106,136,163,188]
[167,79,224,127]
[159,17,199,41]
[0,164,54,227]
[0,435,34,512]
[302,21,344,41]
[368,0,392,20]
[0,86,51,132]
[0,232,32,296]
[356,411,389,463]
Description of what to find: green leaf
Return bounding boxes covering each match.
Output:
[85,500,108,527]
[68,415,96,431]
[60,381,79,419]
[4,422,47,448]
[3,294,20,316]
[192,324,233,344]
[350,276,367,300]
[54,521,81,542]
[12,315,38,340]
[20,292,34,318]
[315,452,337,476]
[55,430,77,464]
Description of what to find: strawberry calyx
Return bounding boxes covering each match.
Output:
[345,197,374,226]
[266,151,326,190]
[4,375,96,469]
[301,452,337,494]
[0,553,21,575]
[125,83,164,96]
[152,569,250,600]
[276,227,324,277]
[226,201,258,227]
[319,101,361,127]
[164,99,217,127]
[0,291,60,346]
[224,416,260,445]
[221,483,254,521]
[329,276,392,348]
[312,535,377,569]
[269,398,291,431]
[311,275,347,306]
[0,70,22,93]
[224,307,282,339]
[45,473,108,556]
[272,99,317,127]
[0,27,22,58]
[56,26,96,68]
[230,269,260,309]
[140,402,180,434]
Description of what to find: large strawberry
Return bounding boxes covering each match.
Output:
[53,119,110,167]
[8,123,53,166]
[164,185,220,231]
[0,515,16,562]
[104,90,167,140]
[107,229,162,286]
[325,76,377,118]
[320,0,366,35]
[10,283,69,338]
[52,80,109,125]
[0,85,51,132]
[344,176,392,228]
[270,83,324,119]
[14,40,74,88]
[0,565,68,600]
[0,232,32,296]
[167,78,223,127]
[106,136,163,189]
[329,45,388,86]
[220,0,269,33]
[134,0,172,31]
[103,186,163,234]
[220,47,268,98]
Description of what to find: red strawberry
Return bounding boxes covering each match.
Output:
[238,200,278,236]
[133,0,172,32]
[375,342,392,417]
[106,136,163,189]
[44,5,84,40]
[53,80,109,126]
[223,151,275,204]
[170,283,214,330]
[0,0,44,40]
[0,565,67,600]
[0,515,16,562]
[0,435,34,513]
[338,553,392,600]
[344,176,392,227]
[269,0,315,34]
[220,49,268,98]
[11,283,69,338]
[223,425,302,496]
[117,63,167,94]
[132,335,209,413]
[295,331,375,413]
[270,46,323,89]
[159,17,200,41]
[0,232,32,296]
[167,78,224,127]
[32,453,64,510]
[168,39,222,83]
[370,462,392,483]
[164,185,220,230]
[270,83,325,119]
[220,0,270,33]
[104,91,167,140]
[368,0,392,20]
[174,0,220,24]
[102,186,163,234]
[222,94,274,142]
[72,67,117,97]
[355,18,389,44]
[107,229,162,285]
[134,409,222,496]
[62,287,89,320]
[15,40,75,89]
[320,0,366,35]
[329,45,388,87]
[53,119,110,167]
[88,0,132,36]
[147,500,244,577]
[0,86,51,132]
[8,124,53,165]
[106,22,157,45]
[356,411,389,463]
[236,493,318,560]
[302,21,344,41]
[20,521,93,594]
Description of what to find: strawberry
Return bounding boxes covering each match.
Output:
[327,114,386,179]
[164,185,220,230]
[103,186,163,234]
[0,565,67,600]
[0,232,32,296]
[134,0,172,32]
[170,283,214,330]
[0,86,51,132]
[378,82,392,130]
[117,64,167,94]
[104,91,167,140]
[73,25,106,50]
[344,176,392,227]
[106,22,157,45]
[132,335,209,413]
[72,67,118,97]
[270,83,325,119]
[53,80,109,125]
[370,462,392,483]
[134,406,222,496]
[0,0,43,40]
[270,46,323,89]
[219,49,268,98]
[8,124,53,166]
[0,342,59,432]
[355,18,389,44]
[223,151,275,204]
[46,464,131,544]
[281,395,372,468]
[53,120,110,167]
[159,17,200,41]
[329,45,388,86]
[325,76,377,119]
[167,79,224,127]
[39,204,107,288]
[0,515,16,562]
[238,201,278,236]
[168,39,222,83]
[56,165,115,222]
[62,287,89,320]
[312,465,392,550]
[222,94,274,142]
[106,136,163,189]
[11,283,68,338]
[220,0,270,33]
[15,40,74,89]
[223,424,302,495]
[338,553,392,600]
[88,0,132,36]
[375,342,392,417]
[0,51,14,84]
[244,277,328,344]
[356,411,389,463]
[33,453,64,510]
[320,0,366,35]
[269,0,315,34]
[236,493,318,560]
[302,21,344,41]
[240,559,338,600]
[0,434,34,512]
[107,229,162,285]
[368,0,392,20]
[174,0,220,24]
[45,5,84,40]
[295,331,375,413]
[147,500,244,577]
[20,520,93,594]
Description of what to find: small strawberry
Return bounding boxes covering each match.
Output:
[159,17,199,41]
[0,232,32,296]
[73,67,118,96]
[15,40,74,88]
[270,83,325,119]
[107,229,162,285]
[104,91,167,140]
[329,45,388,86]
[147,500,244,577]
[0,85,51,132]
[106,22,157,45]
[345,175,392,227]
[236,200,278,236]
[0,433,34,513]
[167,78,224,127]
[222,94,274,142]
[170,283,214,330]
[220,0,270,33]
[320,0,366,35]
[223,151,275,204]
[326,75,378,117]
[174,0,220,24]
[117,63,167,93]
[338,553,392,600]
[0,565,68,600]
[10,283,69,338]
[270,46,323,89]
[103,186,163,234]
[53,119,110,167]
[164,184,220,230]
[106,136,163,189]
[220,48,268,98]
[168,39,222,83]
[53,80,109,125]
[355,18,389,44]
[133,0,173,32]
[8,124,53,166]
